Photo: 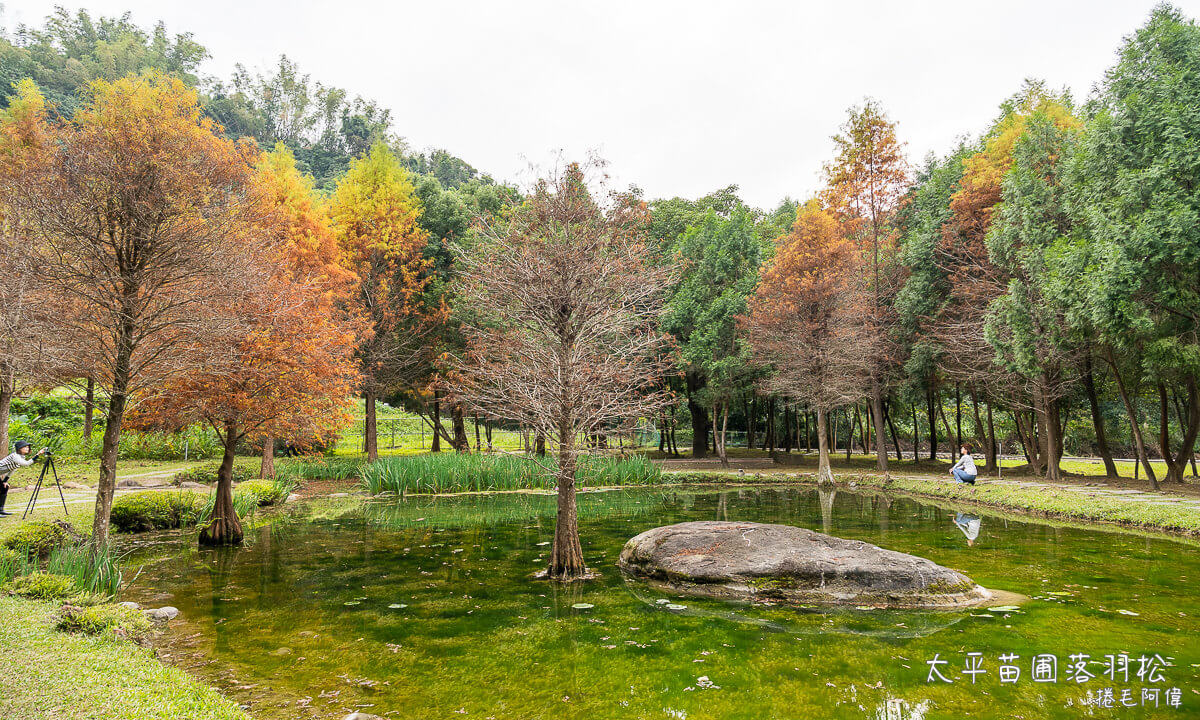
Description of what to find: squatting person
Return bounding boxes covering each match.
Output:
[0,441,47,516]
[949,443,977,485]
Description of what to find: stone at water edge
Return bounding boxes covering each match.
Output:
[618,520,994,609]
[117,601,140,611]
[144,606,180,623]
[343,714,386,720]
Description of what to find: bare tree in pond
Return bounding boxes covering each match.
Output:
[451,161,674,581]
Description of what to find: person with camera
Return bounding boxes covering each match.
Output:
[0,441,47,516]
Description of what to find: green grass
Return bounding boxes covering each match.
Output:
[0,595,250,720]
[359,452,662,495]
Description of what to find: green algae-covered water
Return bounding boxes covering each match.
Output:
[120,487,1200,719]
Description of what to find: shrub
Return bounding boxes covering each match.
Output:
[7,571,78,600]
[234,478,294,507]
[173,461,256,485]
[57,603,151,637]
[110,491,205,532]
[2,520,71,559]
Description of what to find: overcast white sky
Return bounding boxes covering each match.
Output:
[4,1,1196,206]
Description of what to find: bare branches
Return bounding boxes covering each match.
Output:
[449,160,676,456]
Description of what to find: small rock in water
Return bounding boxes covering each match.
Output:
[388,604,408,609]
[269,647,292,656]
[118,601,140,610]
[666,604,687,611]
[571,603,594,610]
[343,714,386,720]
[144,606,180,623]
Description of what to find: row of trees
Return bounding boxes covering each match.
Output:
[655,5,1200,491]
[0,57,518,549]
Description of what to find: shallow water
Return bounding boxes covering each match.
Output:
[120,486,1200,719]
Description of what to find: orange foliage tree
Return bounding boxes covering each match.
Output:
[821,99,909,473]
[329,143,436,462]
[253,144,361,478]
[745,201,876,484]
[130,155,360,545]
[932,82,1079,477]
[0,73,270,548]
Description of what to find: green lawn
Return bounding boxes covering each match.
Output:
[0,595,249,720]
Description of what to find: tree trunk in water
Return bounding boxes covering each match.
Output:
[0,364,12,454]
[260,437,275,480]
[200,419,244,547]
[686,372,709,459]
[1106,349,1157,488]
[546,425,586,580]
[83,378,95,440]
[364,391,378,462]
[871,385,888,473]
[1081,354,1118,478]
[816,407,833,486]
[452,404,469,452]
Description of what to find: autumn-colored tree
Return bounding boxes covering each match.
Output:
[932,82,1077,478]
[253,144,360,478]
[130,156,359,545]
[0,79,51,453]
[822,99,909,474]
[330,142,435,462]
[746,201,875,485]
[0,73,268,548]
[451,161,674,581]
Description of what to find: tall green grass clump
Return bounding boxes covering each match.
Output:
[0,547,35,585]
[46,545,123,598]
[278,455,368,482]
[360,453,662,495]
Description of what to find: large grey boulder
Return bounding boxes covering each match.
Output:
[619,521,992,609]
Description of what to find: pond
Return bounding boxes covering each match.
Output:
[120,486,1200,719]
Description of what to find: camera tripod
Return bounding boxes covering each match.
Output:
[21,453,68,520]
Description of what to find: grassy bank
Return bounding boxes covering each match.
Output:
[667,469,1200,535]
[0,595,249,720]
